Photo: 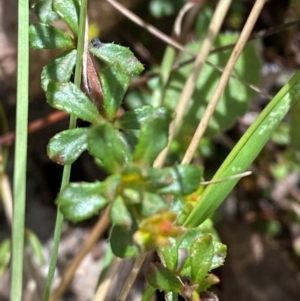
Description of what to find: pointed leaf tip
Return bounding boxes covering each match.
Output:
[53,0,80,36]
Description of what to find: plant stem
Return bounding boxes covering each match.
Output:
[10,0,29,299]
[42,0,88,300]
[182,0,268,164]
[140,285,156,301]
[117,252,148,301]
[50,208,110,301]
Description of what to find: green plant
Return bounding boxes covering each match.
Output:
[10,0,29,299]
[9,0,300,300]
[28,0,225,299]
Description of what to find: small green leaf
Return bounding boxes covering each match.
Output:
[179,228,202,250]
[99,64,130,119]
[134,192,168,217]
[175,230,212,278]
[101,174,121,201]
[160,227,224,284]
[53,0,80,36]
[29,23,74,49]
[197,274,220,292]
[211,241,227,269]
[146,165,203,195]
[189,235,214,284]
[0,239,11,277]
[89,42,144,119]
[25,230,44,265]
[41,49,77,91]
[116,105,170,129]
[171,197,194,226]
[46,81,100,122]
[57,182,109,222]
[87,123,132,173]
[160,227,202,274]
[110,196,132,227]
[32,0,60,23]
[110,224,140,258]
[122,187,142,205]
[89,42,144,78]
[159,237,178,271]
[47,127,89,165]
[133,111,172,166]
[146,263,183,293]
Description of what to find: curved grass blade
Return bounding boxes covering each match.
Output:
[184,70,300,227]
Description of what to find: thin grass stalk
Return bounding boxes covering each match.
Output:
[116,252,148,301]
[93,252,122,301]
[50,208,110,301]
[10,0,29,299]
[42,1,88,300]
[182,0,268,164]
[105,0,187,53]
[155,0,232,166]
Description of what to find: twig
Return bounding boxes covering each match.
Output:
[154,0,232,167]
[105,0,189,54]
[93,257,122,301]
[175,18,300,70]
[0,170,13,224]
[173,1,196,37]
[205,60,272,99]
[129,18,300,91]
[200,171,252,185]
[182,0,268,165]
[116,252,148,301]
[2,8,295,150]
[50,207,110,301]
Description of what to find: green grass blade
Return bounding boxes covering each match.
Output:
[11,0,29,300]
[184,70,300,228]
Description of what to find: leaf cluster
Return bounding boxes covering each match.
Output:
[28,3,223,295]
[5,0,300,300]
